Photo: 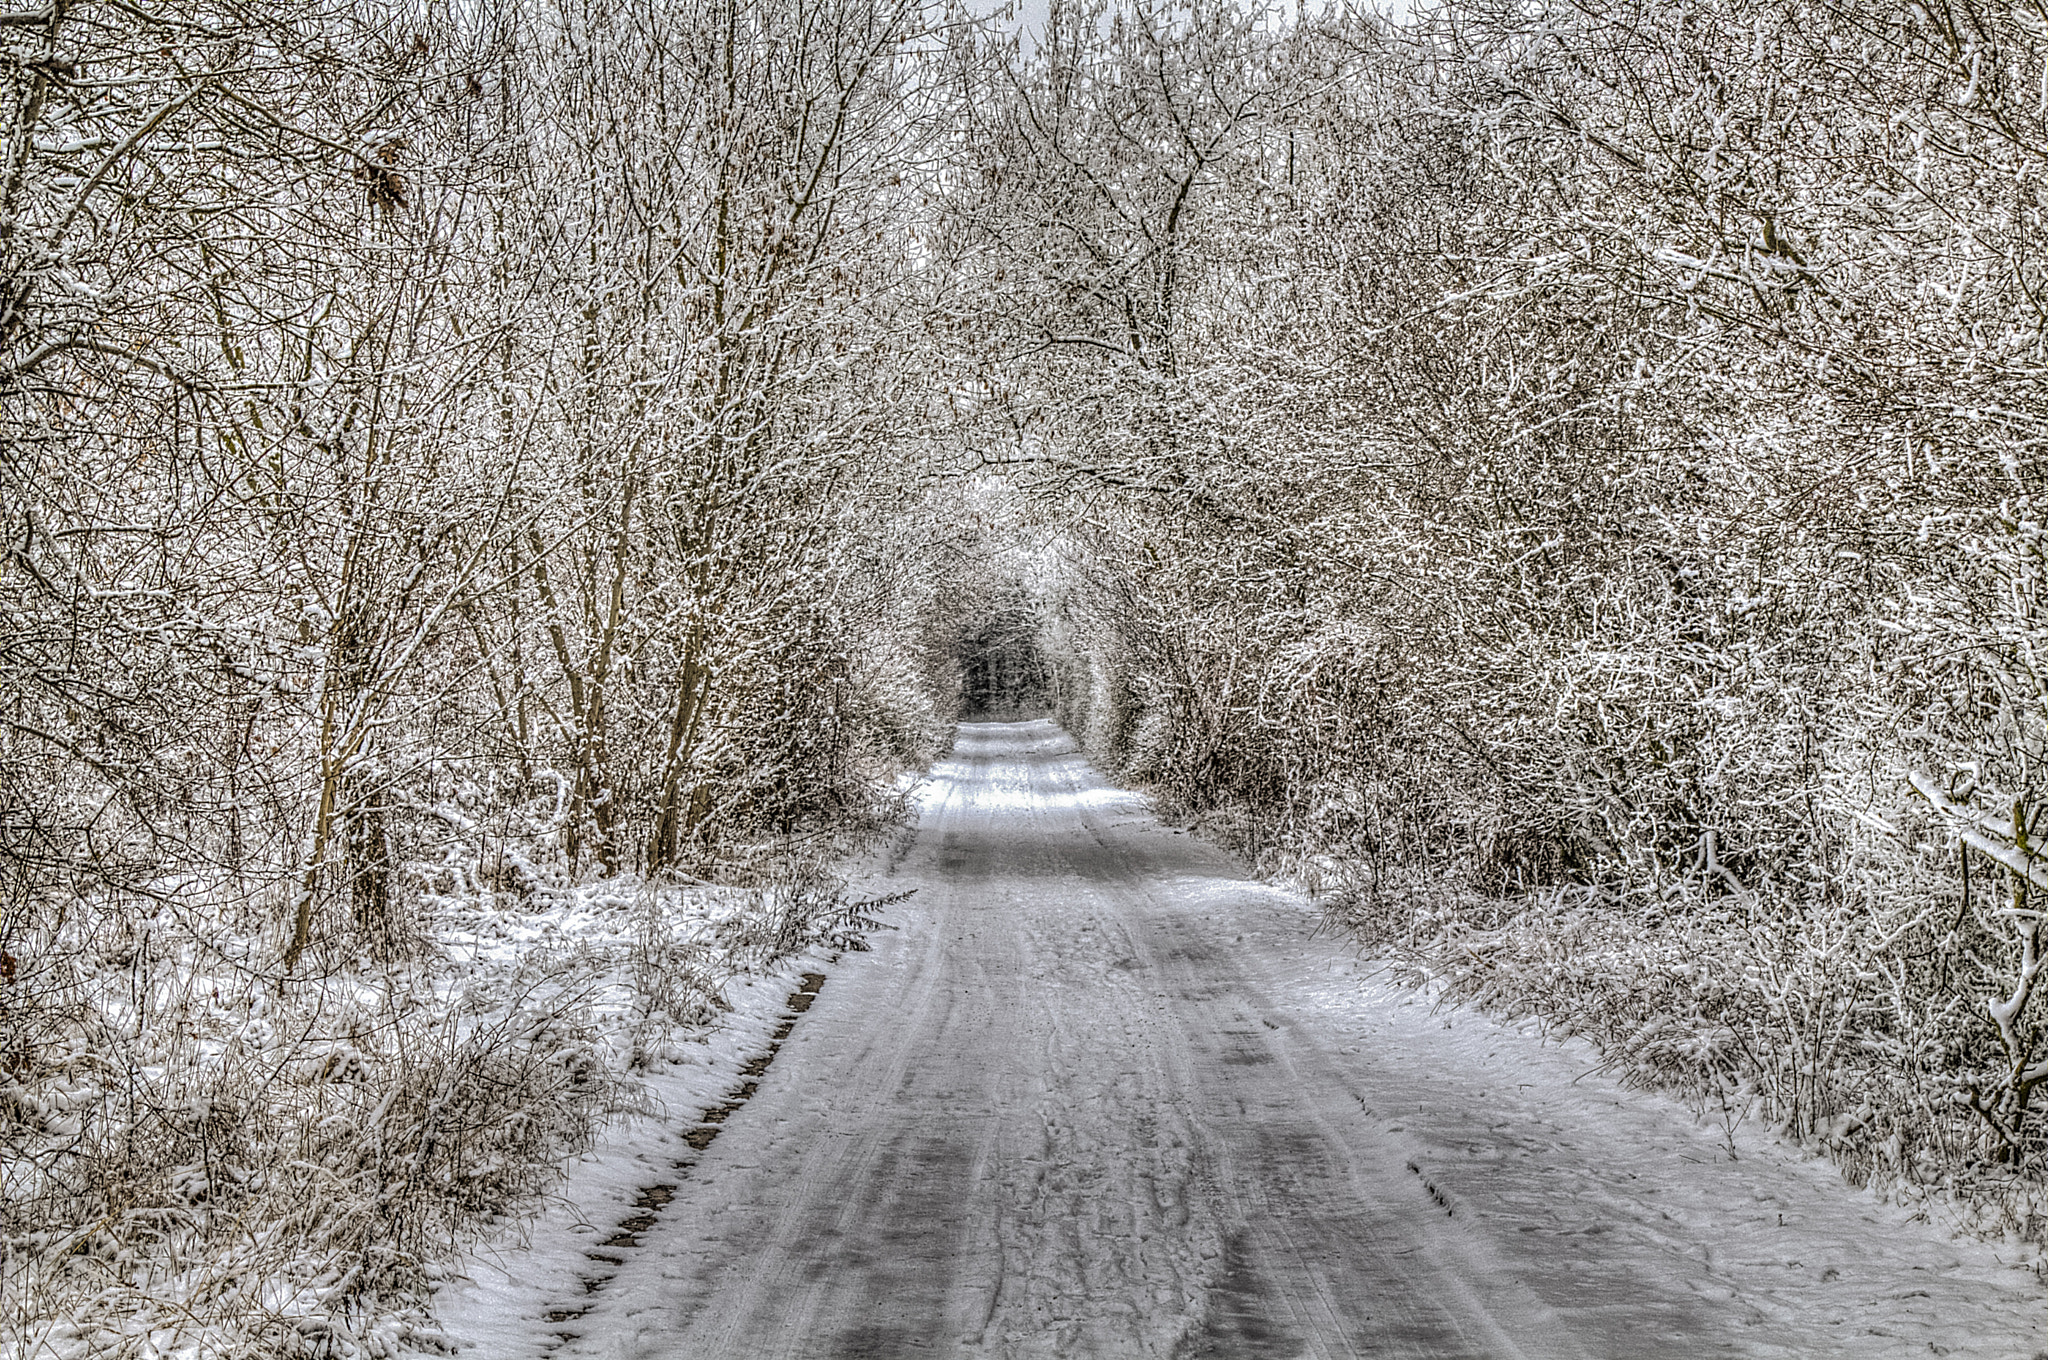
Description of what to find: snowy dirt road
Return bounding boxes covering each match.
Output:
[569,722,2041,1359]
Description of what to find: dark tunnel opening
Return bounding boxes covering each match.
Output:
[957,610,1052,719]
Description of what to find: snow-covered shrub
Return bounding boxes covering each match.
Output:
[0,830,883,1359]
[0,900,620,1358]
[975,0,2048,1238]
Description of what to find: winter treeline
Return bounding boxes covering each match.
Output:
[951,0,2048,1234]
[1,2,982,1352]
[3,0,961,955]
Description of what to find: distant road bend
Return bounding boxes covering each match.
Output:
[584,722,2033,1359]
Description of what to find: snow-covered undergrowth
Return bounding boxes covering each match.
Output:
[0,844,883,1360]
[1290,866,2048,1271]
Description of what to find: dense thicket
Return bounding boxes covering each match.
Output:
[951,0,2048,1230]
[1,0,967,961]
[1,2,981,1351]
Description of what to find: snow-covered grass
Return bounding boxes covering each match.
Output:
[0,828,898,1360]
[1304,867,2048,1274]
[417,941,846,1360]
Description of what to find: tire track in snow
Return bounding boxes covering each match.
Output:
[536,967,836,1345]
[562,721,2041,1359]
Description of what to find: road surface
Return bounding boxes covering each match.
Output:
[575,721,2039,1358]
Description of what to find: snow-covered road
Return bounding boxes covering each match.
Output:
[570,721,2040,1358]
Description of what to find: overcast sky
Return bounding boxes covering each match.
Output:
[962,1,1410,40]
[965,0,1052,33]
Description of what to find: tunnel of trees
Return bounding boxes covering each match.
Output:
[3,0,2046,1349]
[958,600,1055,718]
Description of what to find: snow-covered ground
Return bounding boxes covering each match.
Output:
[424,721,2045,1358]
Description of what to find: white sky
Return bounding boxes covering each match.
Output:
[963,0,1412,39]
[964,0,1052,33]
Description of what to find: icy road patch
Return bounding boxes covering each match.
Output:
[430,720,2044,1358]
